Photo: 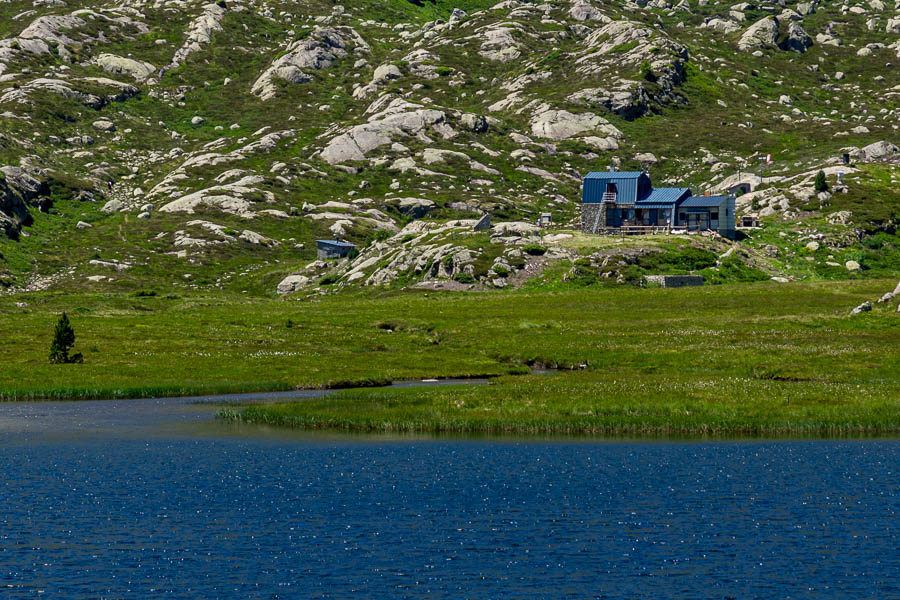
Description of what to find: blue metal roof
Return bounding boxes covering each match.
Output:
[637,187,691,205]
[316,239,356,248]
[680,196,730,208]
[582,172,651,204]
[585,171,644,180]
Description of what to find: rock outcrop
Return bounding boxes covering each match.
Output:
[738,17,779,52]
[252,27,368,100]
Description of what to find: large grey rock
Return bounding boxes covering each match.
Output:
[397,197,436,218]
[101,199,123,213]
[95,54,155,81]
[0,77,138,109]
[845,260,861,272]
[239,229,276,246]
[373,63,402,83]
[159,175,267,218]
[321,99,447,164]
[859,141,899,161]
[887,17,900,34]
[530,109,621,141]
[477,23,522,62]
[738,17,779,52]
[784,22,812,52]
[92,119,116,132]
[492,221,540,237]
[252,27,367,100]
[704,18,742,33]
[460,113,489,133]
[569,0,608,21]
[0,166,45,239]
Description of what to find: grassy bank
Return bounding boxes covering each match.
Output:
[2,280,899,436]
[223,372,900,436]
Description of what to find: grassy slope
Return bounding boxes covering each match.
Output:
[3,280,900,436]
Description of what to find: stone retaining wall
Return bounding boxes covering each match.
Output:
[644,275,704,288]
[581,203,604,233]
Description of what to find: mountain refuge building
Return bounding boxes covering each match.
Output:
[581,170,735,239]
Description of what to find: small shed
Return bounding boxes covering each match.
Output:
[316,239,356,260]
[676,195,735,239]
[539,212,552,228]
[740,215,759,228]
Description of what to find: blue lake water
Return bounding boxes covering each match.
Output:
[0,396,897,599]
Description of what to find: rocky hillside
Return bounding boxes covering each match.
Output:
[0,0,898,294]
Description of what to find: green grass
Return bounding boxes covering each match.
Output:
[4,280,899,436]
[226,372,900,436]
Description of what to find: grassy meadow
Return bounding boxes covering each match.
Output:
[3,279,900,435]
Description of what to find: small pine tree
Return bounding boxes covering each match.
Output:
[814,170,829,193]
[49,312,83,364]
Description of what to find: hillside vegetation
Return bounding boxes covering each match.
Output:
[0,0,898,294]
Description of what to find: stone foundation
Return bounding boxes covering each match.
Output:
[581,203,605,233]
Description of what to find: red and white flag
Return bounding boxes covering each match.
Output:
[766,153,772,164]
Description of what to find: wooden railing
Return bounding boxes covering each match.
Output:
[596,225,669,235]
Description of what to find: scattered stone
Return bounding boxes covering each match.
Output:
[92,119,116,132]
[850,300,872,315]
[101,199,123,213]
[845,260,861,272]
[373,63,402,83]
[277,275,309,294]
[75,221,92,230]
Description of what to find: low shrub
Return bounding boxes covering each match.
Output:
[453,272,476,284]
[523,244,546,256]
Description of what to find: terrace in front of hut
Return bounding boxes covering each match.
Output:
[581,168,736,239]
